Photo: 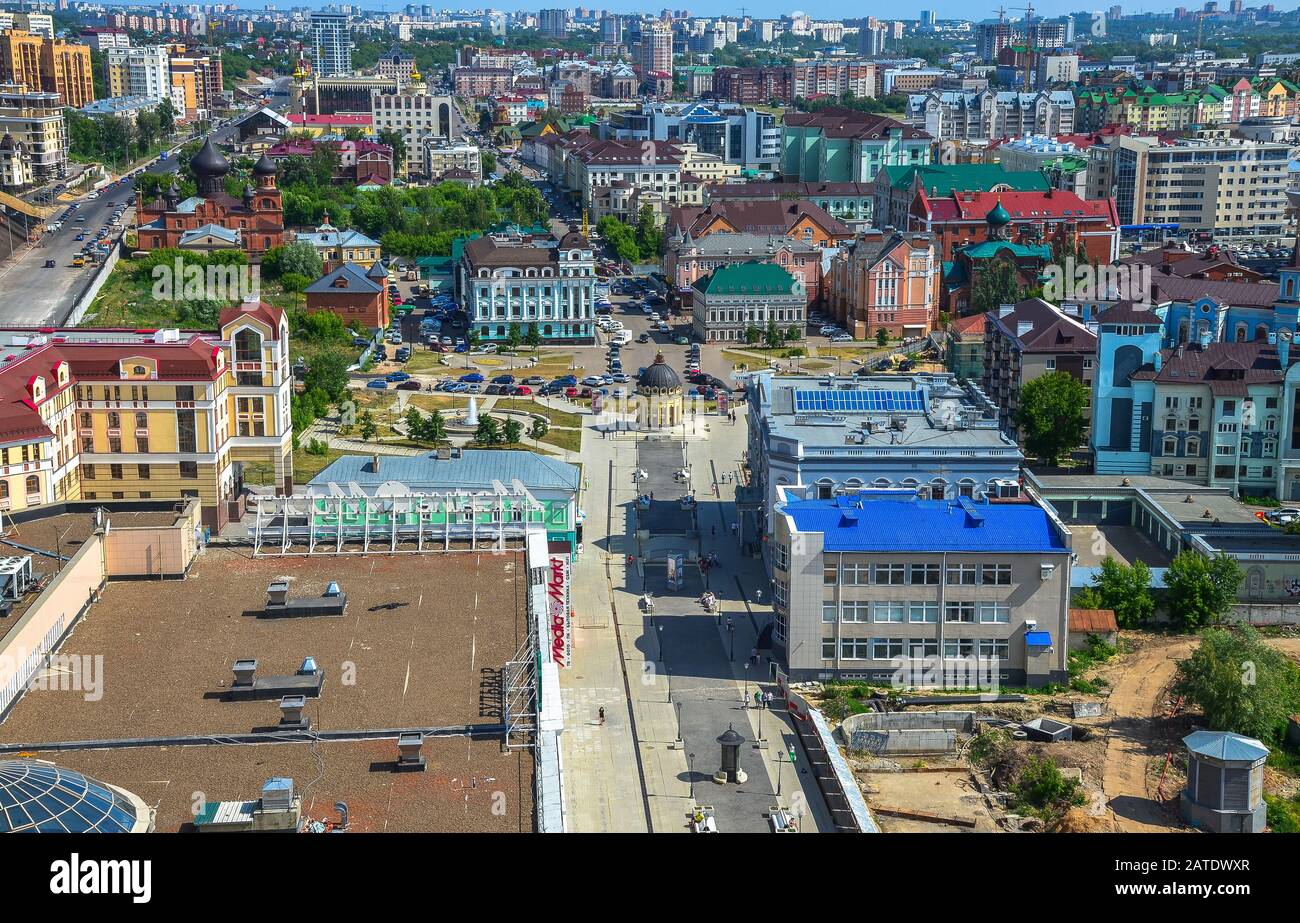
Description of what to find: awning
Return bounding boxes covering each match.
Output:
[1025,631,1053,647]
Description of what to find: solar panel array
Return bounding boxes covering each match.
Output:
[793,389,928,413]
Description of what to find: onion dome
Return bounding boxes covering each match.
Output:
[986,199,1011,228]
[190,137,229,178]
[252,152,278,177]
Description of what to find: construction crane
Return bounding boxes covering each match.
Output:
[1008,3,1036,92]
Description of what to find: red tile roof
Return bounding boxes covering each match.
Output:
[925,190,1117,227]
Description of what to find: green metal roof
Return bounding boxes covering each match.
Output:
[693,261,799,297]
[958,240,1051,260]
[881,163,1049,195]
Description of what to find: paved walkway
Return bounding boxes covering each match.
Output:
[559,404,834,833]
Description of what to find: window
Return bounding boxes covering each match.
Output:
[179,461,198,479]
[822,601,838,623]
[843,561,870,585]
[874,563,906,585]
[981,564,1012,586]
[840,638,872,660]
[944,601,975,623]
[108,437,121,454]
[773,579,788,608]
[978,603,1010,624]
[943,638,975,657]
[25,475,39,496]
[909,601,938,623]
[138,464,150,480]
[109,464,122,480]
[841,601,871,622]
[908,638,939,658]
[909,563,940,585]
[871,637,905,660]
[823,565,837,585]
[83,465,95,480]
[873,601,905,623]
[773,544,789,571]
[978,639,1009,659]
[822,637,837,659]
[946,563,976,585]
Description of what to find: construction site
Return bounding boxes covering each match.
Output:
[0,500,561,833]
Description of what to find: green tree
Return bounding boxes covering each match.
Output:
[265,241,323,280]
[744,325,761,346]
[378,128,407,172]
[507,322,522,351]
[424,408,447,443]
[358,409,378,442]
[1011,755,1086,824]
[784,324,801,343]
[475,415,501,445]
[763,319,783,350]
[404,406,424,440]
[503,418,523,445]
[529,416,549,444]
[1174,625,1300,743]
[304,351,349,402]
[524,323,542,352]
[1014,372,1089,465]
[970,259,1026,315]
[876,328,889,347]
[1089,557,1155,629]
[1163,551,1244,632]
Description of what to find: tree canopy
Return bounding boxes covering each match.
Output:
[1014,372,1090,465]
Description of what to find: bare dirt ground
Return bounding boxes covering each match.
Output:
[1097,633,1197,832]
[858,769,1002,833]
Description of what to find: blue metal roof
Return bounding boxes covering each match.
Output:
[1183,730,1269,763]
[309,450,580,493]
[1025,631,1053,646]
[782,496,1068,554]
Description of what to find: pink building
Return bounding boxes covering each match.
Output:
[664,231,826,309]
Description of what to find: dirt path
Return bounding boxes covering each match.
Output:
[1101,636,1197,832]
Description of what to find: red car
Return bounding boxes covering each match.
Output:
[514,385,532,396]
[564,387,579,399]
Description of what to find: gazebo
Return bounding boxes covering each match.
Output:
[636,352,683,429]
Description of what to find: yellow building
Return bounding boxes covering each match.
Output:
[0,301,293,530]
[0,29,94,108]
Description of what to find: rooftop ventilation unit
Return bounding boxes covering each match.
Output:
[395,732,427,772]
[278,694,309,730]
[232,659,257,687]
[266,580,289,607]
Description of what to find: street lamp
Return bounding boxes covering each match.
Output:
[688,751,695,802]
[743,662,750,706]
[727,617,735,663]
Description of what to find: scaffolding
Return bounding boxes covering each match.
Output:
[251,479,547,556]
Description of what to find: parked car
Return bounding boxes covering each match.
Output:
[396,380,421,391]
[514,385,533,396]
[581,375,604,387]
[459,372,485,383]
[1265,507,1300,525]
[492,374,516,384]
[366,379,388,389]
[523,376,547,386]
[385,371,411,382]
[830,334,854,343]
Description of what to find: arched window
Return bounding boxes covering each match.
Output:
[816,478,834,500]
[25,475,38,495]
[0,481,8,499]
[1255,324,1269,341]
[1235,323,1248,342]
[1112,344,1143,387]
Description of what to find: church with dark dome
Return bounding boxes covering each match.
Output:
[135,137,286,261]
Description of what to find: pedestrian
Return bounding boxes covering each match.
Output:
[751,647,758,666]
[711,525,716,537]
[731,522,738,536]
[764,691,773,710]
[598,706,605,725]
[753,690,762,709]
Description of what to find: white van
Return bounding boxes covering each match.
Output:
[612,330,632,346]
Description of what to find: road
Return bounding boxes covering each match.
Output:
[0,86,287,328]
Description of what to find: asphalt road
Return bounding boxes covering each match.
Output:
[0,87,286,328]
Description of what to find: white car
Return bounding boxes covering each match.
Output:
[819,325,840,336]
[830,334,854,343]
[1265,507,1300,525]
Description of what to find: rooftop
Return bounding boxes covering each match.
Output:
[0,549,532,832]
[780,494,1069,554]
[309,449,580,493]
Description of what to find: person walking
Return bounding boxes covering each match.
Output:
[753,689,763,709]
[598,706,605,725]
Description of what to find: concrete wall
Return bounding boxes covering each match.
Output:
[0,534,106,721]
[1226,603,1300,627]
[102,501,200,578]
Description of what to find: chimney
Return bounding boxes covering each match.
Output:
[1153,351,1162,372]
[371,453,380,474]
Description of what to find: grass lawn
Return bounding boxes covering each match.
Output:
[292,444,347,483]
[407,394,471,412]
[538,427,582,453]
[800,360,834,371]
[404,350,455,374]
[493,398,583,428]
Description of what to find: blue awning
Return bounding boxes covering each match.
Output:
[1025,631,1053,647]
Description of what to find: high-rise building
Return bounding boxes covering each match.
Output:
[599,13,622,44]
[309,11,351,78]
[0,30,94,108]
[105,46,171,102]
[638,20,673,82]
[538,9,567,39]
[0,83,66,182]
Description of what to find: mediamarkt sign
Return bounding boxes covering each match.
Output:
[547,553,571,667]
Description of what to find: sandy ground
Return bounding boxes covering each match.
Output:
[859,769,1001,833]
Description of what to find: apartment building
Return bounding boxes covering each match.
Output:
[1092,134,1290,238]
[370,88,455,176]
[790,60,877,99]
[453,66,513,98]
[771,493,1072,686]
[780,108,932,185]
[0,30,94,108]
[871,162,1050,235]
[906,90,1076,143]
[309,11,351,77]
[1073,85,1226,133]
[105,45,172,102]
[743,372,1025,555]
[539,134,686,223]
[983,299,1098,437]
[691,262,805,343]
[638,20,673,84]
[0,302,293,530]
[456,229,597,345]
[825,230,939,339]
[0,84,65,182]
[710,66,793,106]
[423,137,482,184]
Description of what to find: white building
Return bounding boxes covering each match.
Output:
[309,11,352,77]
[369,86,456,176]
